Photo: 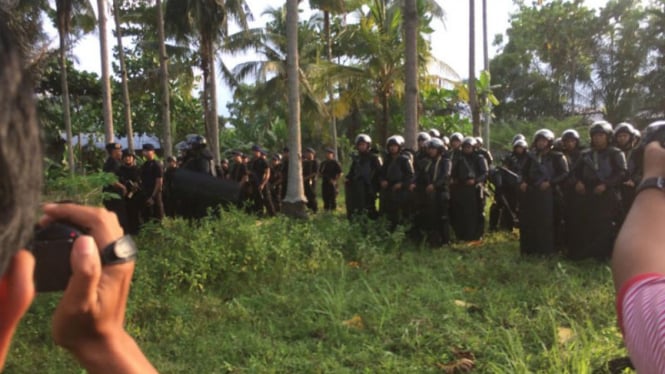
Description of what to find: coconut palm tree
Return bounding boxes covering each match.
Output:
[155,0,172,157]
[165,0,251,169]
[113,0,134,152]
[403,0,418,149]
[97,0,114,143]
[283,0,308,218]
[54,0,95,172]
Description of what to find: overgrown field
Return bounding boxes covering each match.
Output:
[7,210,631,373]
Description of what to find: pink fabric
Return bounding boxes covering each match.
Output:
[617,273,665,373]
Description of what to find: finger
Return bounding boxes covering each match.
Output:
[60,236,101,310]
[41,203,123,249]
[0,250,35,325]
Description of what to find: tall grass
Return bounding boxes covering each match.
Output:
[8,211,629,373]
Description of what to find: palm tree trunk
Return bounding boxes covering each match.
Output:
[97,0,114,143]
[404,0,418,150]
[468,0,480,137]
[200,34,212,153]
[324,10,338,159]
[380,91,389,145]
[208,49,221,169]
[283,0,307,218]
[482,0,490,149]
[58,23,75,174]
[156,0,172,158]
[113,0,134,153]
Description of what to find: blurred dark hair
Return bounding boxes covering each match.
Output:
[0,19,43,276]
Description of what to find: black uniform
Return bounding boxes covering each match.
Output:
[140,159,164,222]
[319,158,342,211]
[450,151,488,241]
[414,152,452,246]
[571,147,627,259]
[519,150,568,255]
[378,151,414,229]
[229,161,250,209]
[117,163,142,235]
[619,146,641,221]
[163,165,178,217]
[489,152,526,231]
[303,159,319,213]
[269,163,283,213]
[248,157,275,216]
[345,152,382,220]
[562,146,584,256]
[102,157,129,232]
[180,149,215,218]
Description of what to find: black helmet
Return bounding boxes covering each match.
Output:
[428,129,441,139]
[532,129,555,144]
[417,132,431,142]
[355,133,372,145]
[426,138,445,151]
[186,134,207,149]
[386,135,405,148]
[589,120,613,137]
[561,129,580,141]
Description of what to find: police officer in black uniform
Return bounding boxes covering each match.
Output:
[102,142,129,232]
[248,145,275,216]
[345,134,382,220]
[450,137,488,241]
[412,138,452,246]
[379,135,414,229]
[163,156,179,217]
[489,138,527,232]
[614,122,641,220]
[182,135,214,175]
[560,129,584,256]
[118,150,142,235]
[269,153,283,213]
[518,129,569,255]
[140,143,164,222]
[302,147,319,213]
[319,147,342,212]
[571,121,627,259]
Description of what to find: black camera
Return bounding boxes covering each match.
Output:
[31,222,84,293]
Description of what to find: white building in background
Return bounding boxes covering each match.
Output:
[61,132,162,151]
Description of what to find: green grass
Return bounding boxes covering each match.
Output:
[7,209,631,373]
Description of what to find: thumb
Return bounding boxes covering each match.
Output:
[62,236,101,309]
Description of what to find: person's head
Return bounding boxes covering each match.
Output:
[561,129,580,152]
[475,137,484,149]
[304,147,316,160]
[614,122,635,149]
[589,120,613,150]
[251,145,264,159]
[512,139,527,155]
[426,138,445,158]
[461,137,476,154]
[271,153,282,166]
[532,129,555,152]
[106,142,122,160]
[232,151,243,163]
[166,156,177,169]
[428,129,441,139]
[417,132,431,150]
[122,150,135,165]
[0,21,42,278]
[450,132,463,150]
[386,135,404,156]
[355,134,371,153]
[325,148,335,160]
[142,143,156,160]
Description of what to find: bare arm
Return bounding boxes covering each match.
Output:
[612,142,665,292]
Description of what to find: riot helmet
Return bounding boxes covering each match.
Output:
[428,129,441,139]
[532,128,555,144]
[589,120,613,137]
[417,132,431,143]
[355,134,372,145]
[512,133,526,144]
[450,132,464,143]
[561,129,580,141]
[386,135,405,148]
[426,138,445,152]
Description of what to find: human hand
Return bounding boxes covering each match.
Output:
[39,204,155,373]
[539,181,550,191]
[466,179,476,186]
[624,180,635,188]
[426,184,435,194]
[575,181,586,194]
[643,141,665,179]
[392,183,402,191]
[409,183,416,192]
[380,181,388,189]
[594,184,606,194]
[519,182,527,192]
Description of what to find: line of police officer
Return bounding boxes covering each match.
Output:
[493,120,640,259]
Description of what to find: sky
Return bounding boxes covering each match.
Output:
[68,0,612,116]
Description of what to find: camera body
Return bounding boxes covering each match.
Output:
[31,222,83,292]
